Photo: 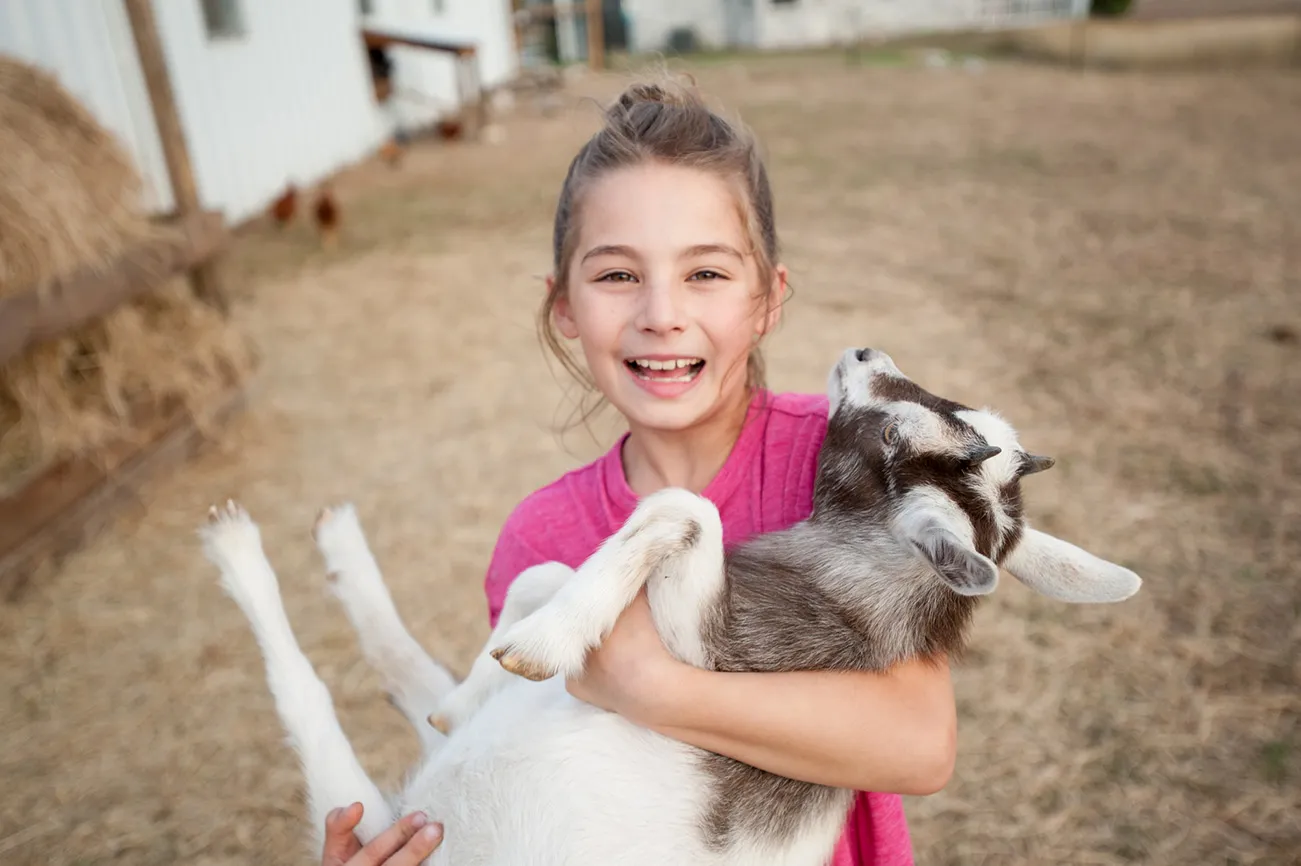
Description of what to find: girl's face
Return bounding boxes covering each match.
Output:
[552,162,785,434]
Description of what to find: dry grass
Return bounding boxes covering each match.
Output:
[0,56,254,491]
[0,56,166,295]
[0,50,1297,865]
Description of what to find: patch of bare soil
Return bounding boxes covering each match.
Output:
[1,51,1296,865]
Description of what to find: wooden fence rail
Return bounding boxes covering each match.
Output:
[0,210,227,367]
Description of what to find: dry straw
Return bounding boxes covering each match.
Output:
[0,56,253,490]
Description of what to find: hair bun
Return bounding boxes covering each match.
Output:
[606,80,691,122]
[617,83,669,108]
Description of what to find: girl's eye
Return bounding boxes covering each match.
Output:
[596,271,636,283]
[689,270,725,281]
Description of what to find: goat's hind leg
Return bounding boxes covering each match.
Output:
[429,561,574,734]
[491,488,724,681]
[201,502,395,851]
[313,503,454,756]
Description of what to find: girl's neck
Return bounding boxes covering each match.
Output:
[620,387,757,496]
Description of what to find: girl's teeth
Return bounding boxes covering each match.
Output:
[632,358,701,370]
[628,359,703,383]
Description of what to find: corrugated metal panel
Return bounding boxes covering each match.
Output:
[149,0,390,222]
[359,0,518,132]
[621,0,729,53]
[1,0,518,225]
[618,0,1090,51]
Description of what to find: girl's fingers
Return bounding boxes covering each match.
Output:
[321,803,365,865]
[350,812,440,866]
[378,822,445,866]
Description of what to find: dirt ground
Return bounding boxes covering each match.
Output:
[1,49,1298,865]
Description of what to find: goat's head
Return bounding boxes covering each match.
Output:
[816,347,1141,604]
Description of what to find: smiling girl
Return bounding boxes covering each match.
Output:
[322,77,954,866]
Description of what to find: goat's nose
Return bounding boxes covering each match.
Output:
[855,348,877,362]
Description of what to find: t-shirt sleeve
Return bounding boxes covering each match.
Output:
[482,505,554,628]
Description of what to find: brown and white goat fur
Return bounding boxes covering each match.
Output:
[201,347,1141,866]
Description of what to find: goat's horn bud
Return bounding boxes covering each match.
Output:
[1018,453,1056,476]
[967,445,1002,465]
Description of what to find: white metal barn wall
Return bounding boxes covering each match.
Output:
[620,0,730,53]
[0,0,176,214]
[0,0,442,224]
[759,0,1087,48]
[616,0,1089,54]
[150,0,389,224]
[753,0,1091,50]
[973,0,1092,30]
[357,0,518,133]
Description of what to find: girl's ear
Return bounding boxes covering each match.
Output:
[758,264,788,336]
[548,275,580,339]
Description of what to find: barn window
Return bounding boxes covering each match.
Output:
[200,0,245,39]
[432,0,447,14]
[359,0,375,15]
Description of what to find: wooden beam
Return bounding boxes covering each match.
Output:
[362,28,476,56]
[361,29,487,138]
[122,0,230,315]
[515,2,588,21]
[0,210,228,367]
[586,0,605,71]
[0,381,248,602]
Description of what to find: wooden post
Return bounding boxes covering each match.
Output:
[456,48,487,139]
[586,0,605,71]
[122,0,230,315]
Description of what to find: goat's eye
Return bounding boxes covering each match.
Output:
[882,421,899,445]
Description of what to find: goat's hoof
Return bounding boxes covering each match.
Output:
[312,506,334,541]
[491,646,554,682]
[428,712,452,734]
[206,499,247,525]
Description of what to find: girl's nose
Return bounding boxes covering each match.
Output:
[636,277,687,334]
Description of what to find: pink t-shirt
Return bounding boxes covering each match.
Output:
[483,390,915,866]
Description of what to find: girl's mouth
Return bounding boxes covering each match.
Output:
[624,357,705,384]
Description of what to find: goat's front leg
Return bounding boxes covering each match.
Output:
[313,503,454,757]
[429,561,574,734]
[489,488,724,681]
[200,502,395,852]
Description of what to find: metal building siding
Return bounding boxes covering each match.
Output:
[754,0,1092,47]
[358,0,518,131]
[621,0,729,53]
[149,0,389,223]
[1,0,390,223]
[617,0,1092,52]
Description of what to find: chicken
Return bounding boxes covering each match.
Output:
[379,138,404,169]
[269,183,297,226]
[436,117,464,141]
[314,184,339,250]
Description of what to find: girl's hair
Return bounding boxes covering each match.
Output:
[538,76,784,428]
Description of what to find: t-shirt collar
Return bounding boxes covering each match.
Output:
[599,389,773,514]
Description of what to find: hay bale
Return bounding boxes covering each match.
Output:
[0,55,254,490]
[0,56,173,294]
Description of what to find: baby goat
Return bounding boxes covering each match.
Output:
[201,346,1141,866]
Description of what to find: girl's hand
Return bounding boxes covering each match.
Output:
[565,589,680,724]
[321,802,444,866]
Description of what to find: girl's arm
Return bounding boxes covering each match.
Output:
[565,591,958,797]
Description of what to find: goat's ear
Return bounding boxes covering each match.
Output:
[908,524,999,597]
[1002,527,1141,603]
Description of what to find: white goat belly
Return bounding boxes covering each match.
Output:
[403,679,839,866]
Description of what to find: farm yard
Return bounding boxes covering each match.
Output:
[1,44,1299,866]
